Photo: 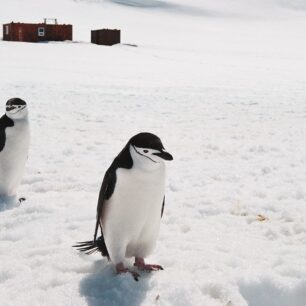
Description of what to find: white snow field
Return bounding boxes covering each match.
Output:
[1,0,306,305]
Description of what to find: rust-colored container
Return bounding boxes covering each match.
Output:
[91,29,120,46]
[3,20,72,43]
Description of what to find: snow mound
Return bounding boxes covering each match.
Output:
[239,278,306,306]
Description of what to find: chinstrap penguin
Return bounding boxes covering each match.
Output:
[0,98,30,204]
[74,132,173,280]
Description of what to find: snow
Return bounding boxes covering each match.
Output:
[1,0,306,305]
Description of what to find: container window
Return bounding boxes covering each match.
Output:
[5,25,9,35]
[38,27,45,37]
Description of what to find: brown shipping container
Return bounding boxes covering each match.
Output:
[3,22,72,42]
[91,29,120,46]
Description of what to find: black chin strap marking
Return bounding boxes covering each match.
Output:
[133,145,157,163]
[7,106,26,114]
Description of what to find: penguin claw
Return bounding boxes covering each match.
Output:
[130,271,140,281]
[117,269,140,281]
[116,263,140,281]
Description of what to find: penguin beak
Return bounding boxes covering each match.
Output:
[153,150,173,161]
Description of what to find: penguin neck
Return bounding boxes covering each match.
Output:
[129,145,164,172]
[6,109,29,122]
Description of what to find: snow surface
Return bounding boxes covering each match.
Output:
[1,0,306,305]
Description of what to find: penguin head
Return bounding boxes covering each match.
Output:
[5,98,28,120]
[129,133,173,168]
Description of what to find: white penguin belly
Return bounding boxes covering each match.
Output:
[0,121,30,196]
[102,166,165,264]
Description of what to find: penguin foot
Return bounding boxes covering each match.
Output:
[134,257,164,272]
[116,263,140,281]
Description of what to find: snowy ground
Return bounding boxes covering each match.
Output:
[1,0,306,305]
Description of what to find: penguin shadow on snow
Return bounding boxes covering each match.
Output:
[0,195,19,212]
[80,260,151,306]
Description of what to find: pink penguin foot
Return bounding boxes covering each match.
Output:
[134,257,164,272]
[116,262,140,281]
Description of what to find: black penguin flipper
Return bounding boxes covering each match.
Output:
[73,166,117,258]
[0,114,14,152]
[93,167,116,240]
[92,143,132,241]
[161,196,165,218]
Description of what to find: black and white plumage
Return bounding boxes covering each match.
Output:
[75,132,173,279]
[0,98,30,198]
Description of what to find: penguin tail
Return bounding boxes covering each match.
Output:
[73,236,109,258]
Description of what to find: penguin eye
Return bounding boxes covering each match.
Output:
[143,150,149,153]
